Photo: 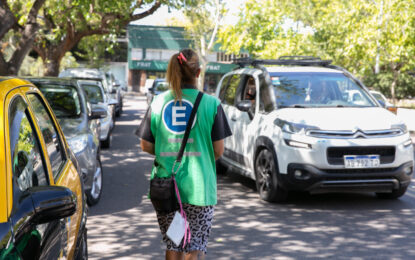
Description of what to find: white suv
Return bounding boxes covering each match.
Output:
[215,57,413,202]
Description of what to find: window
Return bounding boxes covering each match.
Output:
[219,74,241,105]
[81,84,105,104]
[27,94,65,180]
[9,97,48,195]
[37,84,82,118]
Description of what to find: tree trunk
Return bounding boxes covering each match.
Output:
[390,69,399,105]
[43,58,62,76]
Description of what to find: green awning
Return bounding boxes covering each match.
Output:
[128,25,191,50]
[129,60,236,74]
[129,60,168,71]
[205,63,237,74]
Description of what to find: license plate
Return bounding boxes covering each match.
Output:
[344,155,380,168]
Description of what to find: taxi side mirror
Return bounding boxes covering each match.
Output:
[28,186,77,224]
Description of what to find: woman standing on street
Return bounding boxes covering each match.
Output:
[137,48,232,260]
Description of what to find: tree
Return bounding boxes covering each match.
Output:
[218,0,415,101]
[0,0,46,75]
[33,0,170,76]
[1,0,188,76]
[182,0,225,89]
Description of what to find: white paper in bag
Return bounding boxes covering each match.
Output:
[166,211,187,246]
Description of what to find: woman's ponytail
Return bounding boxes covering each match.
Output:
[166,49,199,101]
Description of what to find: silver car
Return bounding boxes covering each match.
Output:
[28,77,107,206]
[59,68,123,118]
[79,79,116,148]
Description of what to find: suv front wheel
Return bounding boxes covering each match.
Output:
[255,148,288,202]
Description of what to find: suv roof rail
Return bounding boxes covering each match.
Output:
[233,56,332,68]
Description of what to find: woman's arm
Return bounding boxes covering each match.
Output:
[213,139,224,160]
[141,139,155,155]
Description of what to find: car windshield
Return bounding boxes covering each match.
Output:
[37,84,82,118]
[81,84,104,104]
[269,72,377,108]
[155,81,169,91]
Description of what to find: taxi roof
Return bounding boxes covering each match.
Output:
[0,77,34,93]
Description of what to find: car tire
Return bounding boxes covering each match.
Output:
[74,228,88,260]
[101,133,112,149]
[86,157,103,206]
[254,148,288,202]
[375,185,408,199]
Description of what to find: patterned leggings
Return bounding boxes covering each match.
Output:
[156,204,215,254]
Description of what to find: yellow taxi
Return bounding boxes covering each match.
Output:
[0,78,87,259]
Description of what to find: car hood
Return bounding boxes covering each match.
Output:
[57,117,88,139]
[272,107,404,130]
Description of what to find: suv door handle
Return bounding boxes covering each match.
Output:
[231,116,237,121]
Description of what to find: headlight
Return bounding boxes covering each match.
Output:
[274,119,319,134]
[68,135,88,154]
[391,123,407,134]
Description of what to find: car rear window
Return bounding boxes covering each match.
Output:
[37,84,82,118]
[81,84,104,104]
[155,81,169,91]
[269,72,377,108]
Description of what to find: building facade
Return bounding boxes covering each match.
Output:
[128,25,244,93]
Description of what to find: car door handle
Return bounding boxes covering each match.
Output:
[231,116,237,121]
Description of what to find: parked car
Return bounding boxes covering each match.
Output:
[146,78,168,104]
[59,68,123,117]
[215,56,413,202]
[79,79,115,148]
[0,78,87,259]
[27,77,106,206]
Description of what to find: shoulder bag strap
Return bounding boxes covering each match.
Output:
[176,91,203,164]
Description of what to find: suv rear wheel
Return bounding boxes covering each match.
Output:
[255,148,288,202]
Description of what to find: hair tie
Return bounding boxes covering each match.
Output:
[177,52,187,64]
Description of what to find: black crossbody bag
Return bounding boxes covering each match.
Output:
[150,92,203,214]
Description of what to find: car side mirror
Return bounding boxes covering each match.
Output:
[89,107,107,120]
[28,186,77,225]
[236,100,252,112]
[108,99,118,106]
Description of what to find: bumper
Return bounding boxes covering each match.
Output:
[276,132,414,174]
[278,161,413,193]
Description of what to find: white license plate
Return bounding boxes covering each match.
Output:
[344,155,380,168]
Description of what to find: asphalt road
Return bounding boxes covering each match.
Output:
[87,93,415,260]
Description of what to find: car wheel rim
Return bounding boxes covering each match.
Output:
[257,150,273,193]
[90,160,102,199]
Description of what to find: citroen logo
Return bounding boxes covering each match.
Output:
[353,128,366,138]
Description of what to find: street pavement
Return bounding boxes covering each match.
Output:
[87,93,415,260]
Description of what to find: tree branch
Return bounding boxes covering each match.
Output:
[129,1,161,22]
[27,0,46,24]
[0,0,18,39]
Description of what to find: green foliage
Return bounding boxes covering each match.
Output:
[218,0,415,99]
[363,72,415,99]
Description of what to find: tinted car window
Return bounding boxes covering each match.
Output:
[27,94,65,180]
[9,97,48,195]
[37,84,81,118]
[270,72,377,108]
[220,74,241,105]
[82,84,104,104]
[155,81,169,91]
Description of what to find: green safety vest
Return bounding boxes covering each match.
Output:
[150,88,220,206]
